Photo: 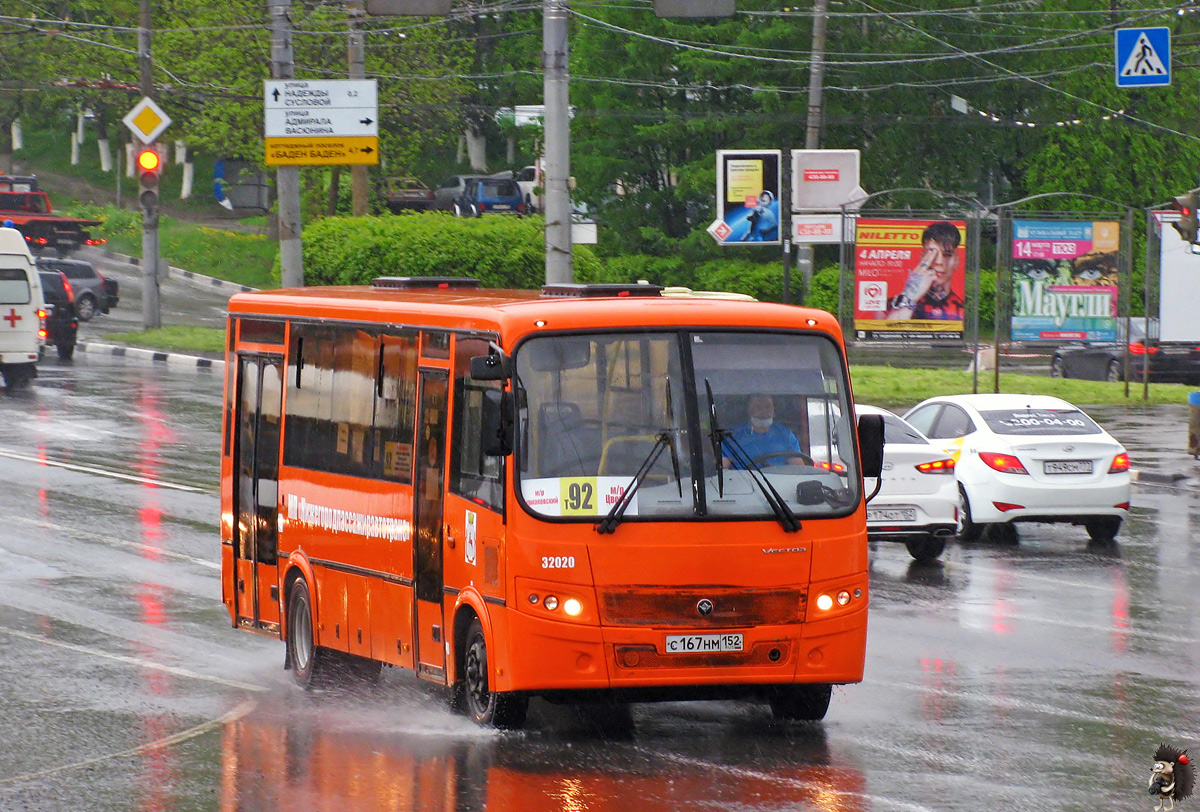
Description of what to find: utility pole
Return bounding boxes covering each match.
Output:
[270,0,305,287]
[348,0,370,216]
[543,0,572,284]
[138,0,160,329]
[794,0,829,304]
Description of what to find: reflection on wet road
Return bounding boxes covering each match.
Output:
[1,358,1199,811]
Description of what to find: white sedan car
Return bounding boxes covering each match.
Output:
[858,405,958,562]
[902,394,1130,544]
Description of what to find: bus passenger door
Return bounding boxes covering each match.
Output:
[414,370,449,681]
[233,354,284,634]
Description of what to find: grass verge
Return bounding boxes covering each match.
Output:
[105,327,226,355]
[851,365,1189,408]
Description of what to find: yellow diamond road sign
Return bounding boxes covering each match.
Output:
[122,97,172,144]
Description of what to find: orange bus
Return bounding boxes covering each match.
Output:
[220,278,883,728]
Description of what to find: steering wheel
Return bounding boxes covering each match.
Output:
[751,450,814,467]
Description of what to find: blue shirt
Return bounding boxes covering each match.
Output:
[722,421,801,468]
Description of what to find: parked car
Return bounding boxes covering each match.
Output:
[1051,318,1200,384]
[903,394,1130,544]
[857,404,958,562]
[381,177,435,213]
[456,177,525,217]
[37,269,78,360]
[493,166,540,213]
[36,257,110,321]
[431,174,486,212]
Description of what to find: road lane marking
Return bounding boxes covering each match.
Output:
[0,447,207,493]
[0,626,267,693]
[6,514,218,570]
[0,699,258,786]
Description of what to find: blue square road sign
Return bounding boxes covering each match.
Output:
[1115,27,1171,88]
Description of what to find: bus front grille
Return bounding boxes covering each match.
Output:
[599,587,806,627]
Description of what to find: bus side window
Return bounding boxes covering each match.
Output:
[451,337,504,511]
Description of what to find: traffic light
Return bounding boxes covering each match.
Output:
[136,145,162,222]
[1173,191,1199,244]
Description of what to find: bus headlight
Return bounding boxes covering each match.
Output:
[816,594,834,611]
[562,597,582,616]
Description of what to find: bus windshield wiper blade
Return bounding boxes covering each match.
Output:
[705,379,725,498]
[596,430,671,535]
[721,433,802,534]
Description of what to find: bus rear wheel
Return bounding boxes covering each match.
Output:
[287,577,337,688]
[768,683,832,722]
[458,618,528,729]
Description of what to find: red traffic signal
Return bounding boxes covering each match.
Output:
[1173,192,1199,244]
[136,148,161,174]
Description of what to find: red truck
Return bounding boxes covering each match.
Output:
[0,175,105,256]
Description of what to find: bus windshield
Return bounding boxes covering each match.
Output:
[515,330,860,523]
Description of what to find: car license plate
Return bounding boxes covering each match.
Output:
[867,508,917,522]
[664,633,743,654]
[1043,460,1092,474]
[493,204,511,210]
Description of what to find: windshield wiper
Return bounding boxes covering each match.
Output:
[705,379,726,498]
[720,431,802,533]
[596,430,672,535]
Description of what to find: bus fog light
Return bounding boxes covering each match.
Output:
[854,588,862,599]
[563,598,582,616]
[528,593,540,605]
[837,590,851,606]
[544,596,559,611]
[816,594,834,611]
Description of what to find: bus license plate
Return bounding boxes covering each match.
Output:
[1044,460,1092,475]
[664,633,744,654]
[867,508,916,522]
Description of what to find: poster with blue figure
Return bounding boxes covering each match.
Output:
[716,150,781,246]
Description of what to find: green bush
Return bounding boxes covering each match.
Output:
[304,213,601,288]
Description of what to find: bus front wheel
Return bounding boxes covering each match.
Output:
[458,618,528,729]
[769,684,832,722]
[287,577,336,688]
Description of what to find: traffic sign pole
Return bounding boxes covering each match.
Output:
[268,0,304,289]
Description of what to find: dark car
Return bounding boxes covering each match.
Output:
[382,177,435,213]
[431,174,486,212]
[1051,318,1200,383]
[456,177,526,217]
[37,269,78,360]
[36,257,111,321]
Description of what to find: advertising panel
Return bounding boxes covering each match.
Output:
[714,150,781,245]
[853,219,966,341]
[1010,220,1119,342]
[1157,214,1200,343]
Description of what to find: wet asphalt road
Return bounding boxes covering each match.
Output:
[1,359,1199,812]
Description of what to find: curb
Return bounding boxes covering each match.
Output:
[1131,469,1192,485]
[76,341,225,373]
[97,248,258,294]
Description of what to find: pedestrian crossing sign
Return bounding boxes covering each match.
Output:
[1115,27,1170,88]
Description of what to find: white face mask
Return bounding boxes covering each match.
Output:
[750,417,773,431]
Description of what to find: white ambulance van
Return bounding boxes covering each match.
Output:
[0,225,44,390]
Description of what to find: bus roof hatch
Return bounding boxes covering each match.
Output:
[540,283,663,298]
[372,276,481,290]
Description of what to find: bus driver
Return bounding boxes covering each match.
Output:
[721,394,807,469]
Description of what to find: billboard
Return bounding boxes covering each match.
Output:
[714,150,781,245]
[1156,215,1200,342]
[1010,220,1119,342]
[853,219,966,341]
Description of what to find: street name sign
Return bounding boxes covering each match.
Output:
[1115,27,1170,88]
[264,79,379,166]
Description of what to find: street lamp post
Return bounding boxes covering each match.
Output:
[542,0,573,284]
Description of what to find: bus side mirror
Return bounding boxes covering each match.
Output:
[471,353,510,381]
[857,414,884,478]
[481,389,514,456]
